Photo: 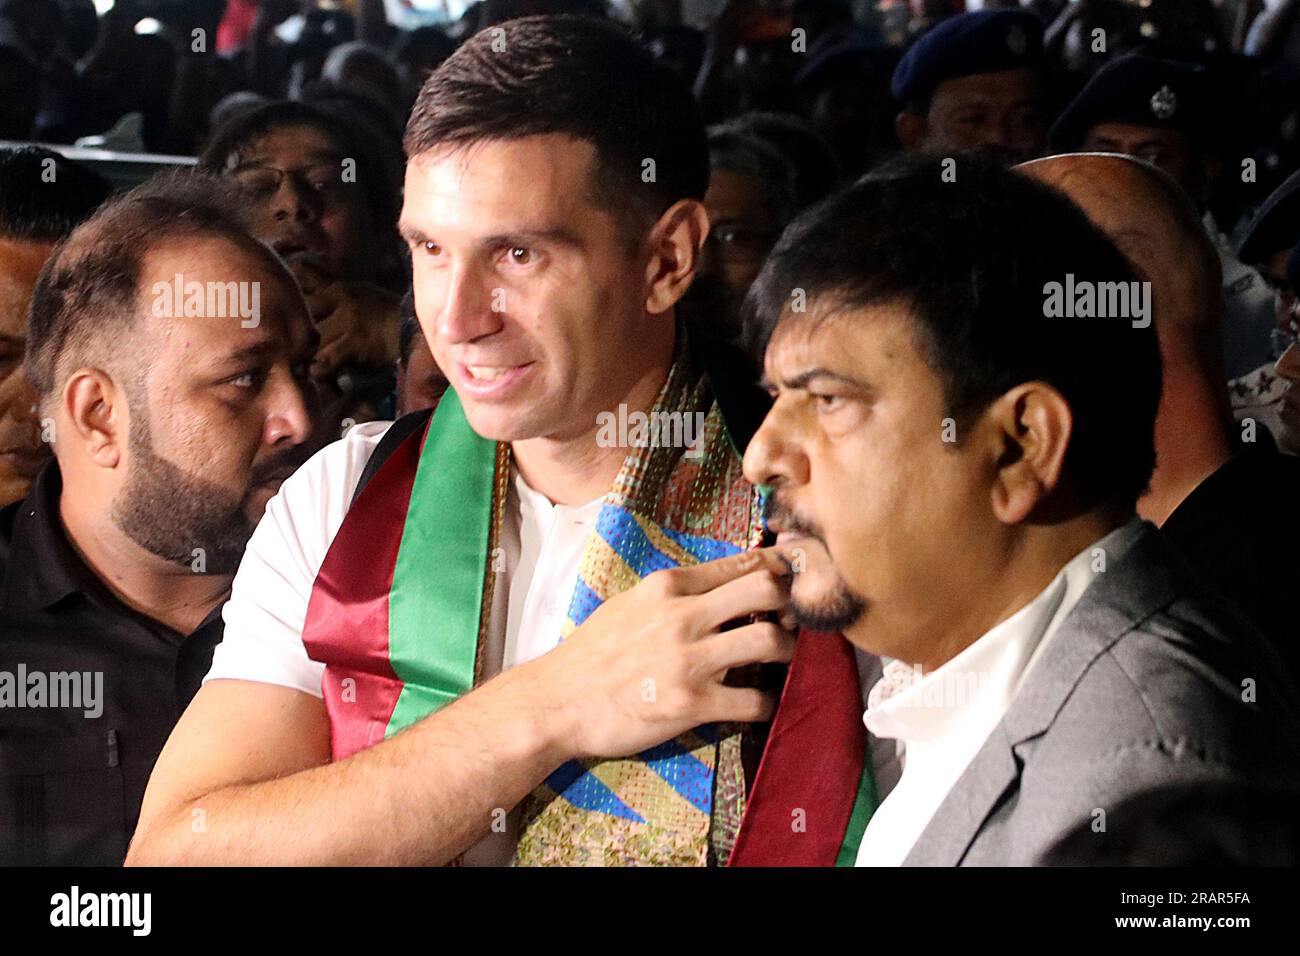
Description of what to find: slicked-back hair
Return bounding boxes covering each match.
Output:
[26,170,288,403]
[0,146,110,243]
[747,153,1162,511]
[404,14,708,238]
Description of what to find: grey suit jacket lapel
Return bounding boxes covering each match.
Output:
[903,522,1181,866]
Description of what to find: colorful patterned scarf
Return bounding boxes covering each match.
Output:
[302,346,767,865]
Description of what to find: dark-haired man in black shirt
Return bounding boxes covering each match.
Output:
[0,170,318,864]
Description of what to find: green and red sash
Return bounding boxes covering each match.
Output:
[301,349,875,865]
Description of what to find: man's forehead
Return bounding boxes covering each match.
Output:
[765,299,916,379]
[139,239,307,341]
[243,125,341,162]
[934,68,1040,106]
[1085,123,1184,147]
[402,135,601,229]
[141,237,289,296]
[0,235,53,289]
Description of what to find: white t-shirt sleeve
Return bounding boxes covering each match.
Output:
[203,420,395,697]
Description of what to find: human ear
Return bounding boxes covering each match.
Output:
[986,382,1073,524]
[643,199,711,317]
[63,368,125,470]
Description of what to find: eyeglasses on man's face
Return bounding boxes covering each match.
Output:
[230,163,351,204]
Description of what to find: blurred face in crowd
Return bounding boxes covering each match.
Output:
[899,69,1046,159]
[744,299,1009,669]
[0,235,52,504]
[1267,253,1300,453]
[396,330,448,417]
[1276,339,1300,455]
[401,134,686,444]
[227,123,376,282]
[701,167,782,320]
[1247,248,1300,453]
[63,236,319,573]
[733,39,798,104]
[1082,124,1203,200]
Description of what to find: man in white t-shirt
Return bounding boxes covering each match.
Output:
[127,16,802,867]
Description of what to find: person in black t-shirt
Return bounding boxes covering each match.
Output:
[0,170,320,864]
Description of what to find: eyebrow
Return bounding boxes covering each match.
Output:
[760,367,870,392]
[232,150,345,172]
[398,222,585,251]
[0,333,24,347]
[213,339,282,364]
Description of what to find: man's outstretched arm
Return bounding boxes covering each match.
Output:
[126,550,795,865]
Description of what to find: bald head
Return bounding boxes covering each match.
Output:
[1018,153,1236,525]
[1016,153,1221,358]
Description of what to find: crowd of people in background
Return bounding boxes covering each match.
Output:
[1,0,1300,866]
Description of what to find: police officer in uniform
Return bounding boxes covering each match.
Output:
[1049,53,1279,382]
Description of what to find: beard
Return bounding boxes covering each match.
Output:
[766,489,869,634]
[788,578,869,634]
[110,411,302,575]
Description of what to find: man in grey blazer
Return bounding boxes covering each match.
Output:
[740,154,1300,866]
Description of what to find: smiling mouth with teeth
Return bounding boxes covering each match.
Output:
[467,365,514,381]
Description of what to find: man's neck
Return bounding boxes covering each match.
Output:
[58,490,232,636]
[1142,369,1235,526]
[510,336,677,506]
[917,510,1130,673]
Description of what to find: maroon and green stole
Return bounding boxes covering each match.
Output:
[300,349,875,865]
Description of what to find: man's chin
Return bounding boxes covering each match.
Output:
[456,396,555,444]
[244,482,283,523]
[787,574,868,635]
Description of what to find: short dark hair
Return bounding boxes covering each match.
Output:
[26,170,286,401]
[747,153,1161,510]
[404,14,707,236]
[714,112,841,207]
[0,146,110,242]
[707,127,800,228]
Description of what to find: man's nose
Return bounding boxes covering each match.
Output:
[743,404,809,489]
[272,177,321,225]
[436,265,504,345]
[264,374,315,449]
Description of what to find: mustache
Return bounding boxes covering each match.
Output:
[764,490,826,545]
[248,444,312,487]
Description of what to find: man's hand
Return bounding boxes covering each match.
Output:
[517,548,796,760]
[128,550,793,865]
[289,257,400,378]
